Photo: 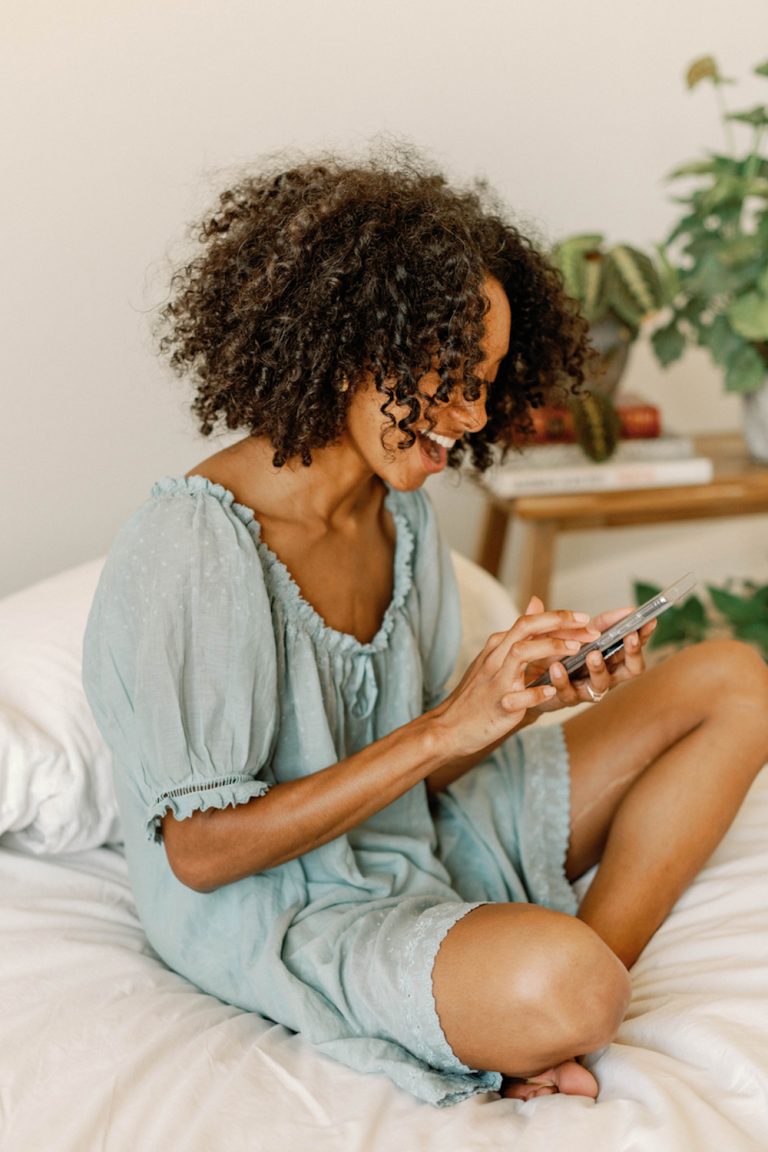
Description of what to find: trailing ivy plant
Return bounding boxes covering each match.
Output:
[651,55,768,392]
[633,578,768,660]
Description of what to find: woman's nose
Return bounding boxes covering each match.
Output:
[454,390,488,434]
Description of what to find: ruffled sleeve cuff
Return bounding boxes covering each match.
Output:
[146,775,272,843]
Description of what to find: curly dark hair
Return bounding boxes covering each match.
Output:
[157,149,589,470]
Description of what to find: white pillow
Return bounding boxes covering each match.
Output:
[0,558,120,854]
[449,550,519,688]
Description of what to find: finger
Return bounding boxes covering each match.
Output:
[500,684,557,712]
[507,637,582,669]
[509,610,597,642]
[487,611,598,672]
[618,631,646,677]
[546,661,584,704]
[543,626,606,645]
[490,614,595,671]
[525,595,545,615]
[583,648,612,695]
[638,619,657,643]
[589,607,633,633]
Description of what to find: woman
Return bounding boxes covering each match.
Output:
[83,154,768,1107]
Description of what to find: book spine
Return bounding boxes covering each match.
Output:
[487,457,714,498]
[529,403,662,442]
[507,435,694,468]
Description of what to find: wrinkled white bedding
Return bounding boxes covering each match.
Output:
[3,767,768,1152]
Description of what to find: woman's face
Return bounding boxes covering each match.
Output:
[342,275,511,491]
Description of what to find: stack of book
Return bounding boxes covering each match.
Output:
[487,395,714,498]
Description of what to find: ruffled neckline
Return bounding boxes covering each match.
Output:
[150,474,415,656]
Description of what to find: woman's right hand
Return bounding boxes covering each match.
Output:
[435,608,599,758]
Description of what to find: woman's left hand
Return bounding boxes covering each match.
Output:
[524,597,656,712]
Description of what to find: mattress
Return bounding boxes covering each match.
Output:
[3,766,768,1152]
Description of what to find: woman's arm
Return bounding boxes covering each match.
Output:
[163,609,594,891]
[423,599,655,796]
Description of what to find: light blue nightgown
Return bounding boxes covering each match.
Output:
[82,475,577,1106]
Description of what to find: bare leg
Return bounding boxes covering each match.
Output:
[563,640,768,967]
[432,640,768,1098]
[431,903,631,1097]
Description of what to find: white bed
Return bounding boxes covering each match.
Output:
[2,555,768,1152]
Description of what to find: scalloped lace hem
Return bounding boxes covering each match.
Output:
[520,723,578,915]
[147,775,271,843]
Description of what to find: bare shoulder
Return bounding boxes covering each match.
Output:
[184,437,267,510]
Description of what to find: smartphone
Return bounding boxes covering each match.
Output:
[530,572,697,687]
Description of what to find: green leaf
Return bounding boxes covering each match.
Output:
[722,258,768,296]
[607,246,665,315]
[726,105,768,129]
[581,255,608,323]
[699,314,744,365]
[551,238,606,309]
[745,177,768,199]
[735,620,768,659]
[651,320,687,365]
[755,61,768,78]
[727,292,768,340]
[718,235,765,267]
[666,159,718,180]
[699,175,747,212]
[686,251,730,296]
[654,244,681,304]
[724,340,767,391]
[665,211,709,245]
[708,585,765,625]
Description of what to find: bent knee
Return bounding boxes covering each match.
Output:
[433,905,630,1070]
[517,914,631,1053]
[673,638,768,701]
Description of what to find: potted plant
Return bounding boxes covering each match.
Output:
[550,235,666,459]
[650,55,768,460]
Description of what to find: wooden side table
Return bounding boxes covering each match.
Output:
[476,433,768,607]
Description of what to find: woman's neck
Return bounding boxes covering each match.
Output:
[192,433,385,531]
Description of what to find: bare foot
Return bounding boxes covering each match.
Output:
[501,1060,598,1102]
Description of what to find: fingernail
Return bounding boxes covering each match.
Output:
[565,640,581,650]
[574,613,590,622]
[543,685,556,697]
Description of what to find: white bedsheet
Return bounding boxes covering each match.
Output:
[3,768,768,1152]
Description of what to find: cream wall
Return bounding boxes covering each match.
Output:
[3,0,767,608]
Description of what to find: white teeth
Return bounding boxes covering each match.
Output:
[424,430,457,449]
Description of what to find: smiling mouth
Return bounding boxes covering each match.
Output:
[418,429,458,467]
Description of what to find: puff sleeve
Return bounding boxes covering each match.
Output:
[83,484,278,843]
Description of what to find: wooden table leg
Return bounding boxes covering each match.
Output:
[518,520,557,607]
[476,500,512,578]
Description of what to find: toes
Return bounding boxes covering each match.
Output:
[551,1060,599,1099]
[501,1060,598,1102]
